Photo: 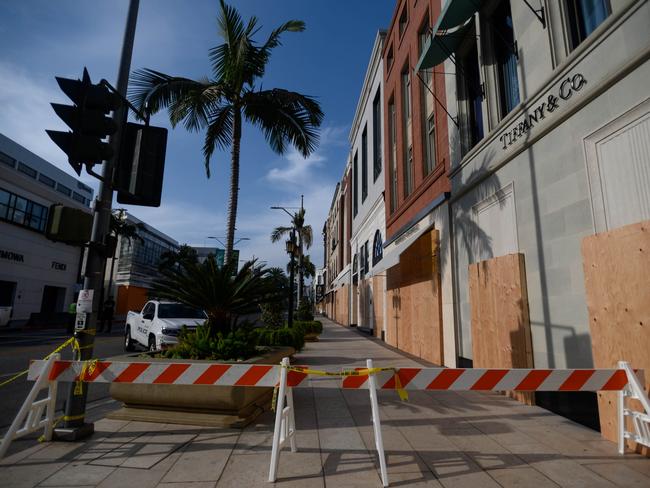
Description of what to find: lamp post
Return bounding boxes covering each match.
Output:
[271,205,299,328]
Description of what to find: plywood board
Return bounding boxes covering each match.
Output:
[469,253,534,405]
[372,275,385,338]
[383,229,444,364]
[582,220,650,454]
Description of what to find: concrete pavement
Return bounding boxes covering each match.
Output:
[1,317,649,487]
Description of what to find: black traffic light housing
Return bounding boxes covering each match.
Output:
[47,68,122,175]
[45,204,93,245]
[116,122,168,207]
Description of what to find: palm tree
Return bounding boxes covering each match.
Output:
[286,254,315,282]
[270,208,313,303]
[129,0,323,264]
[152,257,281,337]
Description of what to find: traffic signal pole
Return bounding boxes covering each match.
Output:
[56,0,140,441]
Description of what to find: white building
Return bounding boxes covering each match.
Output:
[0,133,94,326]
[417,0,650,422]
[349,31,387,334]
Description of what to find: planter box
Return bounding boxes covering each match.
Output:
[108,346,294,428]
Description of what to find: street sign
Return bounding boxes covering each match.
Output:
[76,289,94,314]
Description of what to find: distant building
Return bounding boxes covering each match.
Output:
[0,133,94,326]
[104,212,178,316]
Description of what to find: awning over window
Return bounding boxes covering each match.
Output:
[415,23,471,71]
[415,0,481,71]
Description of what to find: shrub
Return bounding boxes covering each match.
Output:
[255,325,305,351]
[295,298,314,321]
[260,301,284,328]
[162,324,257,360]
[293,320,322,335]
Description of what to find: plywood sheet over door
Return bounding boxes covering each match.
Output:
[385,229,443,365]
[469,253,534,404]
[582,220,650,454]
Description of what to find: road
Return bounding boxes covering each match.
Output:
[0,327,129,430]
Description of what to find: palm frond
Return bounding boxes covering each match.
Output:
[243,88,324,157]
[271,226,293,243]
[202,104,235,177]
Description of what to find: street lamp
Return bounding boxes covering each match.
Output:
[271,205,299,328]
[206,236,250,247]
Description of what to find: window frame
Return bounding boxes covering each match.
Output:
[388,96,398,214]
[401,64,414,197]
[353,150,359,216]
[372,88,382,182]
[361,124,368,202]
[565,0,611,51]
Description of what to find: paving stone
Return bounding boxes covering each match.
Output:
[0,461,67,488]
[523,458,618,487]
[486,466,560,487]
[39,462,115,486]
[96,451,182,488]
[582,463,650,487]
[157,483,216,488]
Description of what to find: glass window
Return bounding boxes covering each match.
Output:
[363,240,370,274]
[388,98,398,213]
[361,125,368,202]
[38,173,56,188]
[399,6,408,37]
[12,196,27,225]
[353,151,358,216]
[0,151,16,168]
[158,303,206,319]
[457,27,485,156]
[17,162,37,179]
[387,45,394,70]
[72,192,85,203]
[57,184,71,196]
[491,0,520,118]
[567,0,610,49]
[401,67,413,197]
[77,181,92,193]
[372,88,382,182]
[419,19,436,175]
[372,230,383,265]
[0,189,11,219]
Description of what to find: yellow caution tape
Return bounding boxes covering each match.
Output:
[271,363,409,410]
[74,359,99,395]
[37,413,86,441]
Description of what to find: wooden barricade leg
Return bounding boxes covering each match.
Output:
[367,359,388,487]
[269,357,296,482]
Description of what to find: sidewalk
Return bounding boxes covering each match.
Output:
[1,318,649,487]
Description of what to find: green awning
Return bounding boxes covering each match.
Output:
[415,0,480,71]
[435,0,481,31]
[415,23,470,71]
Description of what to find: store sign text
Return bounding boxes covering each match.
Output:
[499,74,587,150]
[0,249,25,263]
[52,261,67,271]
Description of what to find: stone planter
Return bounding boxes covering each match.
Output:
[108,346,294,428]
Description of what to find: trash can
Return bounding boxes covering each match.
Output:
[0,306,12,326]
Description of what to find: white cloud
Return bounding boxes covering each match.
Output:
[266,149,325,185]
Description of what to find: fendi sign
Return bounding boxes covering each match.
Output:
[499,73,587,150]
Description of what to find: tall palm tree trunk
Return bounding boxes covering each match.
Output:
[298,239,304,304]
[225,107,242,265]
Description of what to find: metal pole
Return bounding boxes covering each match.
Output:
[57,0,139,440]
[288,229,295,329]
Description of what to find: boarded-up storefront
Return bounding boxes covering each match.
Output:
[385,229,443,365]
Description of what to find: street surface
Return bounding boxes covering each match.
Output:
[0,326,127,430]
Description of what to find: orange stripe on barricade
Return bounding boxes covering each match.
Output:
[381,368,420,389]
[153,363,191,384]
[602,369,628,390]
[559,370,594,391]
[427,369,464,390]
[471,369,509,390]
[515,370,552,390]
[286,369,309,387]
[114,363,149,383]
[342,368,370,389]
[235,365,273,386]
[194,364,231,384]
[48,361,71,381]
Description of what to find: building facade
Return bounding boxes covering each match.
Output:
[104,212,178,317]
[0,133,93,325]
[349,31,387,335]
[372,0,456,367]
[417,0,650,420]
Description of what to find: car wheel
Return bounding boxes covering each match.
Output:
[124,327,135,352]
[148,335,157,352]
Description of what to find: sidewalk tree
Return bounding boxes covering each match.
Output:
[271,208,313,304]
[129,0,323,264]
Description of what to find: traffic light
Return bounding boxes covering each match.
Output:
[46,68,122,175]
[45,204,93,245]
[116,122,168,207]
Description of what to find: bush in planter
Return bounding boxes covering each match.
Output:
[295,298,314,321]
[151,257,285,360]
[294,320,322,335]
[254,325,305,351]
[161,324,258,360]
[260,301,284,328]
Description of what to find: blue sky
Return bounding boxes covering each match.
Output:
[0,0,394,269]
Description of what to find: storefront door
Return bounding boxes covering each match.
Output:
[40,286,66,314]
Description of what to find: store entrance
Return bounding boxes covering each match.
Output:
[40,286,66,314]
[0,281,16,307]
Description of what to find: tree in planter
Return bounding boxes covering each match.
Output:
[151,257,281,338]
[271,208,313,305]
[260,267,289,328]
[129,0,323,264]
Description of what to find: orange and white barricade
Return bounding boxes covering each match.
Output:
[4,358,650,488]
